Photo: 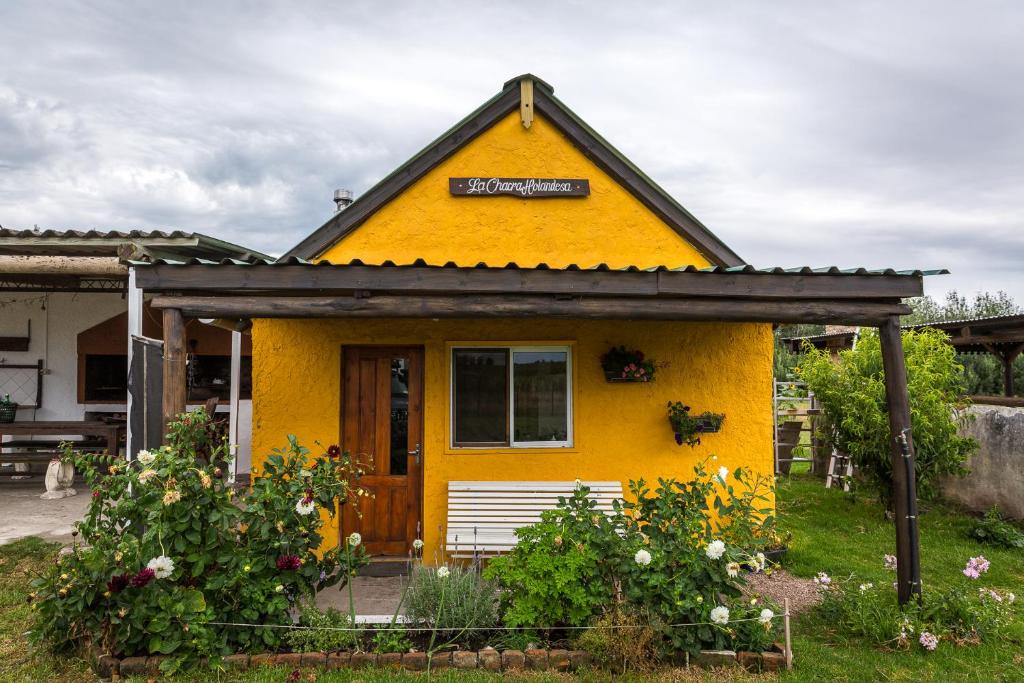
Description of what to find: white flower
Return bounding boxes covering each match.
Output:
[275,584,284,593]
[758,608,774,625]
[634,549,652,566]
[137,450,156,465]
[412,539,424,551]
[859,582,874,592]
[347,532,362,548]
[718,466,729,483]
[1008,593,1016,604]
[162,489,181,505]
[146,555,175,579]
[138,469,157,483]
[574,478,583,488]
[813,572,832,589]
[295,499,316,515]
[299,469,313,478]
[710,606,730,625]
[705,540,726,561]
[726,562,740,578]
[437,566,450,579]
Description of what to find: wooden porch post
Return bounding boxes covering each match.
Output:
[1001,344,1023,397]
[161,308,187,441]
[878,315,922,605]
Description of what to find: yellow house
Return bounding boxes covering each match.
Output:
[137,75,932,572]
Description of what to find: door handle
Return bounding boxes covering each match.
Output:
[409,443,421,465]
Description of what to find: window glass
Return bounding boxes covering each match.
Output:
[389,357,409,475]
[453,349,508,445]
[513,351,569,443]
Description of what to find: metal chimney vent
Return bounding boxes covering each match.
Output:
[334,189,354,212]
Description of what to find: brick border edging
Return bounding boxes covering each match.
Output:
[93,645,787,678]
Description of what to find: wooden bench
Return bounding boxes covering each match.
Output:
[445,480,624,558]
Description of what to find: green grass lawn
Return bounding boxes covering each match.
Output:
[2,476,1022,682]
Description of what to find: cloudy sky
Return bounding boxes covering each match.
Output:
[1,1,1021,300]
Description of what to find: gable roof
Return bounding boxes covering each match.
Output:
[283,75,744,267]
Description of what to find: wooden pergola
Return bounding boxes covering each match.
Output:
[784,313,1024,400]
[134,257,945,605]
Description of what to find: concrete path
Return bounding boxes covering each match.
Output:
[0,478,90,546]
[316,575,407,620]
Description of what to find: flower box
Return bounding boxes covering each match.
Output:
[603,369,651,383]
[600,346,658,382]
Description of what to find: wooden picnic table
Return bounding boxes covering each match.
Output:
[0,420,124,463]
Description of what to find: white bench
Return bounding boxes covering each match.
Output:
[445,480,624,558]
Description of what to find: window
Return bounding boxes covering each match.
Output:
[451,346,571,448]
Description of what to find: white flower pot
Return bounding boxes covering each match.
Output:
[41,460,77,500]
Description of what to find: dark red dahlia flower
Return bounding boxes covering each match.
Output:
[130,567,156,588]
[276,554,302,571]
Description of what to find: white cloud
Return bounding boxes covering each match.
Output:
[0,0,1021,299]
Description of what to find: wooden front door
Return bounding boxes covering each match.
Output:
[341,346,423,555]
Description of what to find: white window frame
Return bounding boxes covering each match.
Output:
[450,345,573,449]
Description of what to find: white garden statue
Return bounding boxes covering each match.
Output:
[41,458,77,500]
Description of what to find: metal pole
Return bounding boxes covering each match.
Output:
[783,597,793,670]
[228,329,241,485]
[125,269,143,460]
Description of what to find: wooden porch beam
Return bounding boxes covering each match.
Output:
[150,294,911,325]
[161,308,187,441]
[879,315,922,606]
[133,264,926,300]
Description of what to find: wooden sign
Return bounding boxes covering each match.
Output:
[449,177,590,198]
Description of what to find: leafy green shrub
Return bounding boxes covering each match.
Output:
[486,463,773,656]
[966,507,1024,549]
[285,601,357,652]
[28,411,369,671]
[371,626,413,653]
[728,597,782,654]
[618,466,752,655]
[404,563,498,646]
[483,484,627,629]
[711,464,781,554]
[798,328,976,507]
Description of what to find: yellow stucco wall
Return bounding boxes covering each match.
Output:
[318,111,711,269]
[251,318,773,557]
[251,103,773,558]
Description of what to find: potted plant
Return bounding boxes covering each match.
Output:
[0,394,17,423]
[667,401,725,447]
[601,346,657,382]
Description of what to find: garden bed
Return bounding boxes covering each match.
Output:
[91,645,789,679]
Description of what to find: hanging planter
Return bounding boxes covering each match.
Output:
[668,401,725,447]
[600,346,658,382]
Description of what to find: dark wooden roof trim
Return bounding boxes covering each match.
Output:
[282,75,744,267]
[134,262,924,299]
[150,293,910,326]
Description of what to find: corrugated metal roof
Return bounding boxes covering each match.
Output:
[131,256,948,277]
[0,228,197,239]
[784,312,1024,343]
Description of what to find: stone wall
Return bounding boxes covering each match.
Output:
[942,404,1024,519]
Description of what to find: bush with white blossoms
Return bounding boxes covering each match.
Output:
[29,412,369,673]
[480,458,783,657]
[816,554,1017,652]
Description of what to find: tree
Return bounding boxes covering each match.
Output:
[904,290,1019,325]
[798,328,976,508]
